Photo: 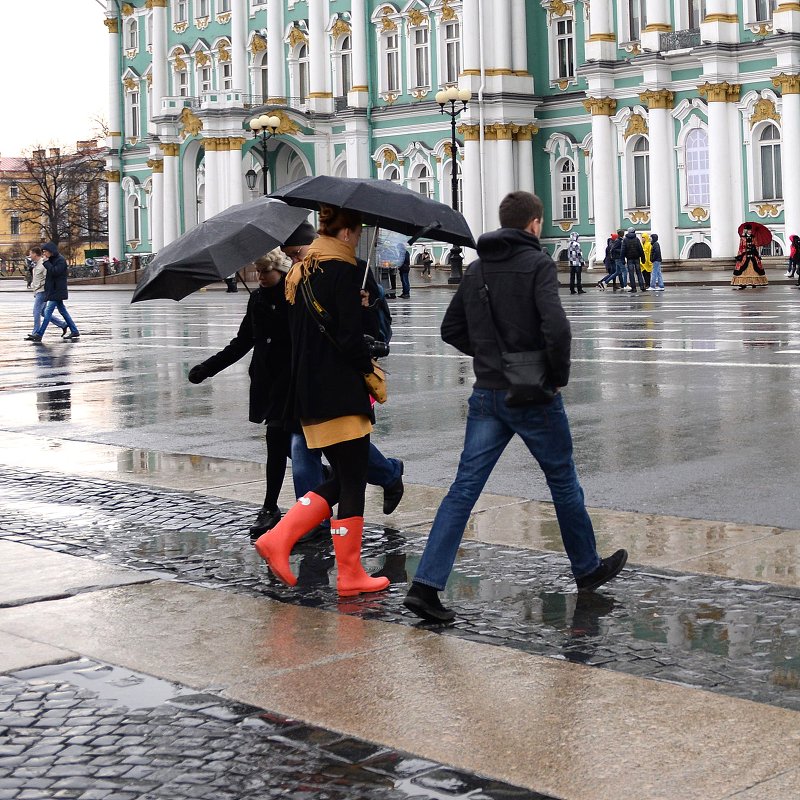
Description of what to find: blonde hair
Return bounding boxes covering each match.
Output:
[253,248,290,272]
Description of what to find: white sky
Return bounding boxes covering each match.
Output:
[0,1,108,156]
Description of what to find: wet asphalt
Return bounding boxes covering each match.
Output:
[1,285,800,529]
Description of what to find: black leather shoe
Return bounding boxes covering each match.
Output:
[403,582,455,623]
[61,327,69,338]
[576,549,628,592]
[248,506,281,538]
[382,460,404,515]
[25,334,42,342]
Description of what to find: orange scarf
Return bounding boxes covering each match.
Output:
[285,235,357,304]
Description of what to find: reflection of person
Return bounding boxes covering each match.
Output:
[26,246,68,340]
[398,248,411,298]
[403,191,627,623]
[732,224,768,289]
[421,249,433,277]
[187,249,292,537]
[26,243,80,342]
[255,206,390,597]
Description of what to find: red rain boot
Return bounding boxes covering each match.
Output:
[254,492,330,586]
[331,517,390,597]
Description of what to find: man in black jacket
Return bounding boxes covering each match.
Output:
[623,227,646,293]
[403,191,627,623]
[26,242,80,342]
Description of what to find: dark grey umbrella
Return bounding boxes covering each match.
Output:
[270,175,475,248]
[131,197,310,303]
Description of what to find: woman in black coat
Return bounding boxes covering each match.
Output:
[187,250,292,536]
[254,205,389,598]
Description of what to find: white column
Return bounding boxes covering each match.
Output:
[267,0,286,102]
[150,160,164,251]
[308,0,332,112]
[494,125,516,202]
[703,84,739,257]
[482,135,500,232]
[461,128,482,240]
[105,16,122,139]
[701,0,739,44]
[151,0,168,122]
[228,138,244,207]
[586,98,619,266]
[511,0,528,74]
[348,0,369,106]
[515,126,535,193]
[584,0,616,62]
[641,91,677,259]
[217,138,230,212]
[204,139,219,218]
[345,118,371,178]
[776,78,800,240]
[461,0,480,76]
[106,169,123,261]
[491,0,512,75]
[231,0,247,94]
[162,144,180,244]
[641,0,670,52]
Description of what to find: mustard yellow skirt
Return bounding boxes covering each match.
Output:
[302,415,372,449]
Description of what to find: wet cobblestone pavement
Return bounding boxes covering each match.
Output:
[1,659,546,800]
[2,465,799,715]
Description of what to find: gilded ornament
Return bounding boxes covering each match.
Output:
[195,51,210,67]
[441,0,456,21]
[492,123,515,140]
[146,73,152,86]
[332,19,351,38]
[776,1,800,9]
[174,53,187,71]
[250,35,267,54]
[756,203,780,217]
[582,97,617,116]
[123,76,139,91]
[105,170,121,182]
[216,12,231,23]
[381,7,398,31]
[624,113,649,140]
[629,210,651,224]
[179,107,203,138]
[228,137,246,150]
[173,21,188,33]
[288,27,307,48]
[121,3,134,16]
[557,79,569,91]
[703,12,738,22]
[146,0,169,7]
[772,73,800,95]
[750,97,780,128]
[147,159,164,173]
[103,18,119,33]
[443,142,454,158]
[697,81,740,103]
[217,41,231,62]
[160,142,180,156]
[383,92,399,104]
[382,148,397,163]
[559,221,575,231]
[689,207,708,221]
[547,0,570,21]
[411,88,429,99]
[269,111,300,135]
[515,124,538,140]
[639,89,674,110]
[196,16,210,30]
[407,9,427,27]
[457,124,480,141]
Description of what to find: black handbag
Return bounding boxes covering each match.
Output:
[475,260,556,407]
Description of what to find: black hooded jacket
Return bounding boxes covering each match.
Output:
[650,234,662,263]
[41,243,69,301]
[623,231,645,263]
[441,228,571,390]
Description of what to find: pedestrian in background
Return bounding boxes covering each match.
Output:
[623,228,646,293]
[421,248,433,277]
[255,205,390,597]
[398,247,411,298]
[596,233,619,291]
[26,246,68,340]
[786,234,800,279]
[649,234,665,291]
[610,228,627,290]
[187,249,293,538]
[403,191,627,623]
[641,232,653,289]
[26,243,80,342]
[567,232,586,294]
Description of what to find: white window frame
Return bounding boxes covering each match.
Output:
[126,17,139,52]
[297,43,309,102]
[409,162,433,199]
[217,0,231,11]
[195,0,209,20]
[557,158,578,220]
[631,136,651,208]
[685,127,710,206]
[174,0,188,24]
[334,34,353,97]
[384,32,400,93]
[687,0,706,29]
[250,47,268,102]
[409,23,430,91]
[556,18,574,79]
[617,0,646,45]
[547,8,576,87]
[545,133,582,224]
[750,0,777,22]
[757,122,782,200]
[443,20,461,85]
[125,84,141,139]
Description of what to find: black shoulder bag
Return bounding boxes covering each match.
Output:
[474,260,556,407]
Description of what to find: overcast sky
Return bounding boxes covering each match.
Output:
[0,1,108,156]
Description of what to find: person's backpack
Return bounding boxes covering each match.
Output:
[372,282,393,343]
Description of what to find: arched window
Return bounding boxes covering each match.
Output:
[126,194,141,242]
[253,50,268,101]
[384,165,400,183]
[759,123,782,200]
[410,164,432,198]
[384,32,400,92]
[558,158,577,220]
[338,35,352,95]
[444,21,460,84]
[298,43,309,102]
[126,18,138,50]
[685,128,709,206]
[632,137,650,208]
[126,88,140,139]
[688,241,711,258]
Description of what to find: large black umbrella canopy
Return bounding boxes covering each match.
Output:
[131,197,311,303]
[270,175,476,248]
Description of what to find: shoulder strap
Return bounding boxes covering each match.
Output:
[474,259,508,355]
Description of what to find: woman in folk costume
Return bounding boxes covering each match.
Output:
[253,204,389,597]
[731,223,769,289]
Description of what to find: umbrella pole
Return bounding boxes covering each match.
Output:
[236,270,252,294]
[362,227,380,290]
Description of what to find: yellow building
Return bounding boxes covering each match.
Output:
[0,156,41,274]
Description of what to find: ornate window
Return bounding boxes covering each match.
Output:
[125,186,141,243]
[126,18,138,51]
[556,19,574,79]
[409,164,432,198]
[174,0,188,23]
[220,62,232,90]
[755,0,776,20]
[410,25,430,90]
[444,21,460,84]
[297,43,309,102]
[195,0,209,18]
[632,136,650,207]
[558,158,577,220]
[218,0,230,11]
[758,123,782,200]
[177,67,188,96]
[629,0,646,39]
[126,88,140,139]
[335,34,353,96]
[253,49,268,101]
[384,165,401,183]
[687,0,705,28]
[198,63,212,93]
[385,32,400,92]
[685,128,709,206]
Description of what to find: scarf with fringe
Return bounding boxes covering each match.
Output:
[285,235,357,304]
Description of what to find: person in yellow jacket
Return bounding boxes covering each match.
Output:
[641,232,653,289]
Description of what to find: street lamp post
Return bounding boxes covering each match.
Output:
[245,114,281,196]
[435,86,472,284]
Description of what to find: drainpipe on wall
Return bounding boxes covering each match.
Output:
[477,0,486,233]
[112,0,125,259]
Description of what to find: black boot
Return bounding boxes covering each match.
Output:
[403,581,455,623]
[249,505,282,538]
[383,461,405,515]
[575,549,628,592]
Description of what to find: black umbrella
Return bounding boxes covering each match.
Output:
[270,175,476,248]
[131,197,311,303]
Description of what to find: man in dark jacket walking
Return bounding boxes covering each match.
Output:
[26,242,80,341]
[403,191,627,622]
[623,228,646,293]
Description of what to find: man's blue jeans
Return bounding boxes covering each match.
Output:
[650,260,664,289]
[290,433,402,499]
[612,258,627,287]
[626,259,645,291]
[32,293,66,335]
[36,300,78,337]
[413,389,601,591]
